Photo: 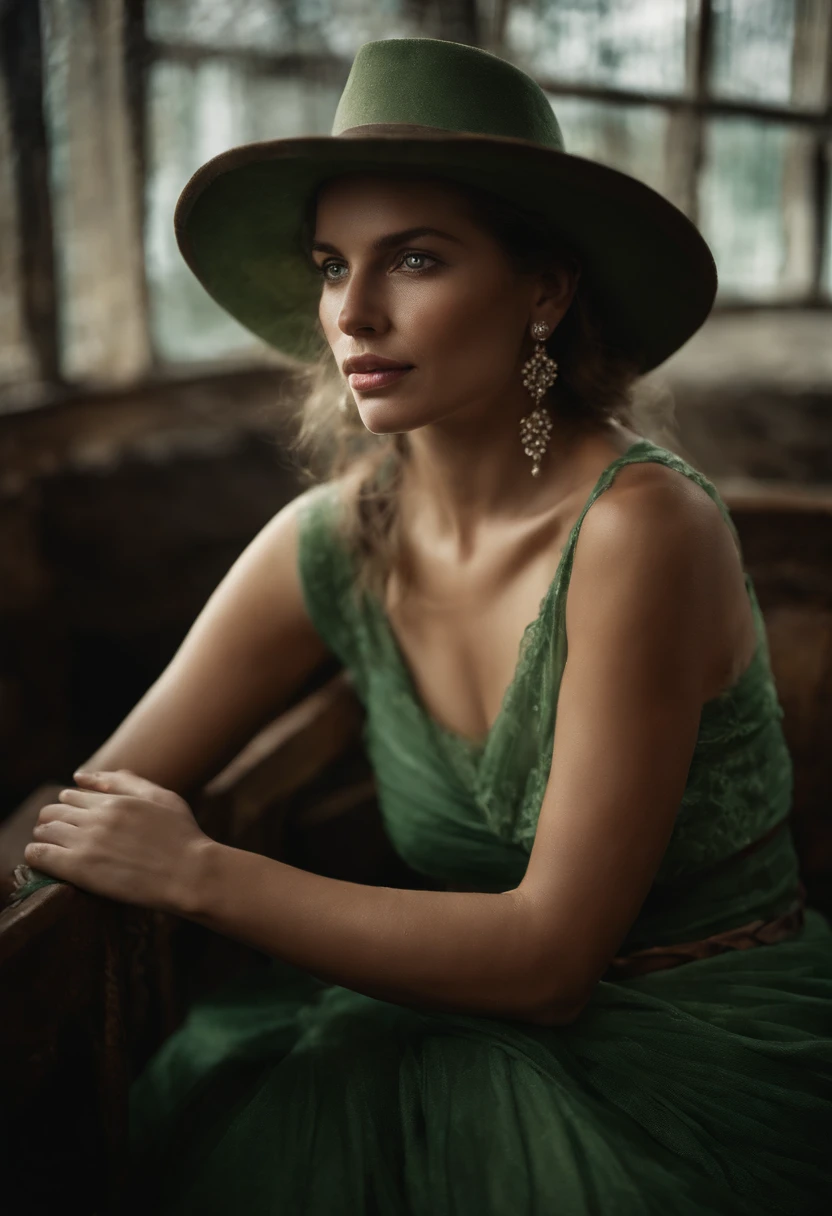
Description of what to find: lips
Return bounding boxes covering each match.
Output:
[348,366,413,390]
[343,355,413,376]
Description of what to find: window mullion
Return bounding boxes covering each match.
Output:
[664,0,711,223]
[793,0,832,300]
[40,0,151,384]
[0,0,60,396]
[434,0,481,46]
[486,0,514,53]
[124,0,154,364]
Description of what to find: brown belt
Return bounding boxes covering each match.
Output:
[604,817,807,981]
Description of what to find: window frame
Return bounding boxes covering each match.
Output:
[0,0,829,405]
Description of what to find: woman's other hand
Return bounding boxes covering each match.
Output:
[23,769,213,916]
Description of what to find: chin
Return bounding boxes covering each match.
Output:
[357,401,427,435]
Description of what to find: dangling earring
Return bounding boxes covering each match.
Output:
[519,320,558,477]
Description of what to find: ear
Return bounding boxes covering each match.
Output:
[534,255,581,328]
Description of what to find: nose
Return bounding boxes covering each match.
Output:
[333,264,390,339]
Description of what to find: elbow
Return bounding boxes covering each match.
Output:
[506,893,591,1026]
[520,969,591,1027]
[523,991,588,1027]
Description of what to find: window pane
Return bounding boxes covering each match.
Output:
[551,96,670,198]
[709,0,796,106]
[506,0,688,95]
[147,0,290,52]
[699,117,815,300]
[146,0,429,56]
[146,58,342,362]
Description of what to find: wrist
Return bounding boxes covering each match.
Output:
[176,835,226,920]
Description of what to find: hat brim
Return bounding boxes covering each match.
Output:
[174,131,718,374]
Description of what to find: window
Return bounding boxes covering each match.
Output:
[1,0,829,399]
[505,0,831,302]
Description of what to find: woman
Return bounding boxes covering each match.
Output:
[16,37,832,1215]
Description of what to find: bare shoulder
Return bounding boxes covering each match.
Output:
[572,457,726,575]
[564,458,730,692]
[554,457,739,705]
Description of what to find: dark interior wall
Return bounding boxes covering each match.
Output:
[652,311,832,488]
[673,391,832,485]
[0,368,304,817]
[1,359,830,821]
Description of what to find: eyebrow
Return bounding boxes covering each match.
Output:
[310,226,465,256]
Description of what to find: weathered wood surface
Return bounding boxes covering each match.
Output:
[0,882,132,1213]
[0,665,377,1214]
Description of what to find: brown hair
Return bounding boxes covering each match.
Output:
[282,173,674,605]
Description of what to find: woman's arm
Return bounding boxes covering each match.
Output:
[74,487,333,799]
[178,463,726,1025]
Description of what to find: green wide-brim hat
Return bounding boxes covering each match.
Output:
[175,37,717,374]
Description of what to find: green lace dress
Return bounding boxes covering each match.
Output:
[122,438,832,1214]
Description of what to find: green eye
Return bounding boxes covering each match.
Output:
[399,252,437,272]
[318,261,346,281]
[316,250,439,282]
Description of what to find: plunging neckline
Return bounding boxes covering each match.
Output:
[367,438,652,755]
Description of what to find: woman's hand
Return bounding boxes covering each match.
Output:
[23,769,213,916]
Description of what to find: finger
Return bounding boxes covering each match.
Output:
[31,818,82,846]
[57,786,129,809]
[71,771,103,787]
[72,769,182,808]
[57,787,98,808]
[24,839,72,878]
[38,801,92,827]
[56,786,133,811]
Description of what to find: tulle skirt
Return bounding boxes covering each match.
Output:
[128,907,832,1215]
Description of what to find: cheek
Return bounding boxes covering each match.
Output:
[404,274,515,364]
[423,284,522,394]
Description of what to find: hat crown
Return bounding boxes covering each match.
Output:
[332,38,566,151]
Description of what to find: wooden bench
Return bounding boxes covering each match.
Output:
[1,489,831,1215]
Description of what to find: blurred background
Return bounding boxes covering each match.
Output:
[1,0,831,821]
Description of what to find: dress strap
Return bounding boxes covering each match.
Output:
[584,439,744,554]
[295,484,369,702]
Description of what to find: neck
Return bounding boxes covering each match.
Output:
[398,392,611,557]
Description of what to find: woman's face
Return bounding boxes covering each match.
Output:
[311,174,576,435]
